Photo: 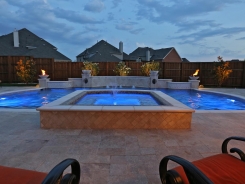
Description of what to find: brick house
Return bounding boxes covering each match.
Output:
[128,47,183,62]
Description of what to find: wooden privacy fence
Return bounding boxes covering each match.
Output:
[0,56,245,87]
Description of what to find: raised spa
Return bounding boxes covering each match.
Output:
[74,91,164,106]
[37,89,194,129]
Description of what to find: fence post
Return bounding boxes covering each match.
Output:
[7,56,12,83]
[137,62,139,76]
[163,62,166,79]
[180,62,183,82]
[106,62,108,76]
[51,58,54,80]
[242,62,245,87]
[199,62,202,84]
[68,62,71,78]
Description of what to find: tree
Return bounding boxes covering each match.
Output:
[213,56,232,87]
[15,59,37,83]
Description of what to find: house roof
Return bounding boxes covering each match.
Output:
[128,47,179,61]
[182,58,190,62]
[128,47,154,60]
[151,48,173,60]
[76,40,129,62]
[0,28,71,61]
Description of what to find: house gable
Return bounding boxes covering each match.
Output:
[76,40,128,62]
[0,28,71,61]
[162,48,182,62]
[151,48,172,61]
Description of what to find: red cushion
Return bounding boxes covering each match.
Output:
[173,154,245,184]
[0,165,47,184]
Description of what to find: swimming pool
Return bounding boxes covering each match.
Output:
[1,88,245,110]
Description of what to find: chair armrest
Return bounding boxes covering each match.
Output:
[222,136,245,161]
[159,155,213,184]
[42,158,80,184]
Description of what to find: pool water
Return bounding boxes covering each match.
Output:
[0,88,245,110]
[160,89,245,110]
[0,88,74,108]
[75,92,161,106]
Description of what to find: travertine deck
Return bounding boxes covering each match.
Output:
[0,87,245,183]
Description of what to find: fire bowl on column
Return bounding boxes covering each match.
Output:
[39,75,49,79]
[189,76,199,80]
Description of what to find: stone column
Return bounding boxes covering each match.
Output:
[38,78,50,88]
[188,80,200,89]
[81,70,92,88]
[150,71,159,89]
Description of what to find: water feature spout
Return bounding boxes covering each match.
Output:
[84,78,88,83]
[152,79,157,84]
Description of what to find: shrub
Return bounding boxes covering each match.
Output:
[212,56,232,87]
[141,60,160,76]
[82,61,99,76]
[113,62,131,76]
[15,59,36,84]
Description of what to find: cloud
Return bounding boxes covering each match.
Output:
[175,27,245,44]
[84,0,105,13]
[130,28,144,34]
[107,12,114,21]
[53,7,103,24]
[209,48,245,61]
[5,0,104,25]
[84,25,101,32]
[236,37,245,40]
[176,20,221,32]
[136,42,146,47]
[136,0,242,31]
[116,20,144,34]
[112,0,122,8]
[116,23,134,31]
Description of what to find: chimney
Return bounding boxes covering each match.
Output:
[13,29,19,47]
[146,50,150,61]
[119,41,123,54]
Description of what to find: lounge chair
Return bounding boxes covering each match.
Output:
[159,136,245,184]
[0,158,80,184]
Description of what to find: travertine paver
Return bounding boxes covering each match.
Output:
[0,87,245,183]
[0,111,245,183]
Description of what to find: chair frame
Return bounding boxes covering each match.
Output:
[159,136,245,184]
[42,158,80,184]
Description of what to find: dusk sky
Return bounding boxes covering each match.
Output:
[0,0,245,62]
